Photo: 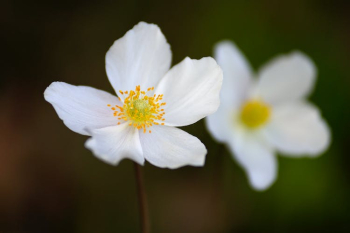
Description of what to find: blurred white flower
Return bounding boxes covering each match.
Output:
[45,22,223,168]
[206,41,330,190]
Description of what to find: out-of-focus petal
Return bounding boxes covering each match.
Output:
[263,101,330,156]
[214,41,253,109]
[257,52,316,105]
[205,106,235,143]
[227,129,277,191]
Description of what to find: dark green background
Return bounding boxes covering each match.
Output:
[1,0,349,232]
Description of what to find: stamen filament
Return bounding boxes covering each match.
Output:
[107,85,166,133]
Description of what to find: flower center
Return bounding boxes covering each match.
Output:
[107,85,166,133]
[240,99,271,129]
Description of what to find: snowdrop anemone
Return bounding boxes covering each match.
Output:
[44,22,223,168]
[206,41,330,191]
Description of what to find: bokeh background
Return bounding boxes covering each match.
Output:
[1,0,350,232]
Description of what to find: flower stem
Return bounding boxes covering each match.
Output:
[134,162,150,233]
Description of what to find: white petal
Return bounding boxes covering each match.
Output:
[155,57,223,126]
[263,102,330,156]
[139,126,207,169]
[227,129,277,191]
[85,123,144,165]
[44,82,121,135]
[214,41,253,109]
[205,105,234,143]
[257,52,316,105]
[106,22,171,94]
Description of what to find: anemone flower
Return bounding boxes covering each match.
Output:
[206,41,330,190]
[45,22,223,169]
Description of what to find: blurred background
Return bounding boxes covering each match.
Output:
[1,0,350,232]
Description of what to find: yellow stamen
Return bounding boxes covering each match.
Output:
[240,99,271,129]
[107,85,166,133]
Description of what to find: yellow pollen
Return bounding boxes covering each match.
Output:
[108,85,166,133]
[240,99,271,128]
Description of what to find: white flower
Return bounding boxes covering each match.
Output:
[206,41,330,190]
[44,22,223,168]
